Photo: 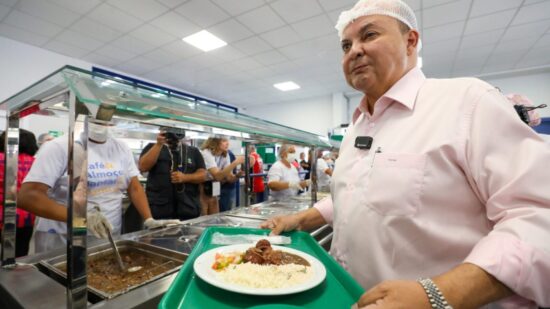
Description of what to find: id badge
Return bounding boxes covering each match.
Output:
[212,181,221,197]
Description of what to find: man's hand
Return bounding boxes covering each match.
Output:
[354,280,430,309]
[143,218,182,229]
[234,155,245,165]
[156,132,167,146]
[260,214,302,235]
[171,171,187,183]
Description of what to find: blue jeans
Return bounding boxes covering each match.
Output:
[219,187,236,212]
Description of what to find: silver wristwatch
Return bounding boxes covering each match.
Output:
[417,278,454,309]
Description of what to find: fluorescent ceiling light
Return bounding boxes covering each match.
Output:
[417,56,423,69]
[273,81,300,91]
[151,93,166,98]
[182,30,227,52]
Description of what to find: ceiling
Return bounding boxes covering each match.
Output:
[1,0,550,109]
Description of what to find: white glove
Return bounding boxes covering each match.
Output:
[289,181,302,190]
[143,218,183,230]
[87,208,112,239]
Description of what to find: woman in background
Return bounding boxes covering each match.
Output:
[0,129,38,257]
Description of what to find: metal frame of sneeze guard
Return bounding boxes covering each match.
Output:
[0,65,335,308]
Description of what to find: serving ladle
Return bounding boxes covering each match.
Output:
[103,221,142,273]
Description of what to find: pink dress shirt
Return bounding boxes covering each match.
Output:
[315,67,550,308]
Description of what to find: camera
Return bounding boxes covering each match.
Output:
[161,127,185,149]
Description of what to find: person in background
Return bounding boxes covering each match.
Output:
[18,119,179,252]
[219,150,242,212]
[299,152,310,180]
[267,144,308,201]
[200,137,244,215]
[249,145,265,204]
[138,128,206,221]
[316,151,333,192]
[261,0,550,308]
[37,132,54,148]
[0,129,38,257]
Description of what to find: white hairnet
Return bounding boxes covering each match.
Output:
[335,0,418,39]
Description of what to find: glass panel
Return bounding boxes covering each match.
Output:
[2,66,331,147]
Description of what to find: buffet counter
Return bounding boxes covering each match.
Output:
[0,199,332,309]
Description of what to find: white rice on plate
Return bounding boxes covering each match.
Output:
[218,263,313,289]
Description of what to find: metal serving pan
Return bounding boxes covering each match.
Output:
[185,215,264,228]
[37,240,187,300]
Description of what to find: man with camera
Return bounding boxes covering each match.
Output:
[139,128,206,221]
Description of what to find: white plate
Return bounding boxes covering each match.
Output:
[193,244,326,295]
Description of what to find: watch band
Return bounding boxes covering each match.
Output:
[418,278,454,309]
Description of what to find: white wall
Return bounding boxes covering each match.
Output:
[482,72,550,117]
[0,37,92,102]
[243,95,333,136]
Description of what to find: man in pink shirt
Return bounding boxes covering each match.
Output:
[261,1,550,308]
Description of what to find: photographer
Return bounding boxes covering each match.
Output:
[139,128,206,221]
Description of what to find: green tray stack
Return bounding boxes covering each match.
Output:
[159,227,364,309]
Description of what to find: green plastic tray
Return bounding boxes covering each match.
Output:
[159,227,364,309]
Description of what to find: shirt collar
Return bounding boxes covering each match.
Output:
[352,67,426,123]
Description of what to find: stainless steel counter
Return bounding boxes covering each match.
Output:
[0,200,332,308]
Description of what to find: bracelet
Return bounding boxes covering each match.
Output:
[417,278,454,309]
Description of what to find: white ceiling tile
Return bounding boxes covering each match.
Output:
[116,56,163,75]
[292,14,334,40]
[260,26,300,48]
[0,4,11,20]
[278,42,311,60]
[456,44,493,60]
[209,45,246,62]
[175,0,229,28]
[156,0,189,9]
[501,19,550,42]
[422,21,464,43]
[403,0,421,11]
[88,3,142,33]
[495,36,539,53]
[470,0,522,17]
[512,1,550,25]
[422,0,461,8]
[207,19,253,43]
[56,30,105,51]
[515,45,550,67]
[50,0,102,14]
[523,0,546,4]
[82,52,120,67]
[0,23,50,45]
[327,9,341,25]
[129,24,176,47]
[107,0,168,21]
[111,34,157,54]
[161,40,203,59]
[317,0,361,12]
[460,29,504,49]
[232,36,272,55]
[142,48,181,66]
[534,33,550,48]
[150,11,200,38]
[269,0,323,24]
[71,18,122,43]
[3,10,62,37]
[211,0,264,16]
[0,0,17,6]
[225,57,262,71]
[422,38,461,56]
[16,0,80,27]
[423,1,471,28]
[464,9,516,35]
[252,50,287,66]
[188,52,227,69]
[237,5,285,34]
[95,44,138,62]
[43,40,90,58]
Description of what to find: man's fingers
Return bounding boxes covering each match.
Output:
[270,220,286,236]
[356,285,386,307]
